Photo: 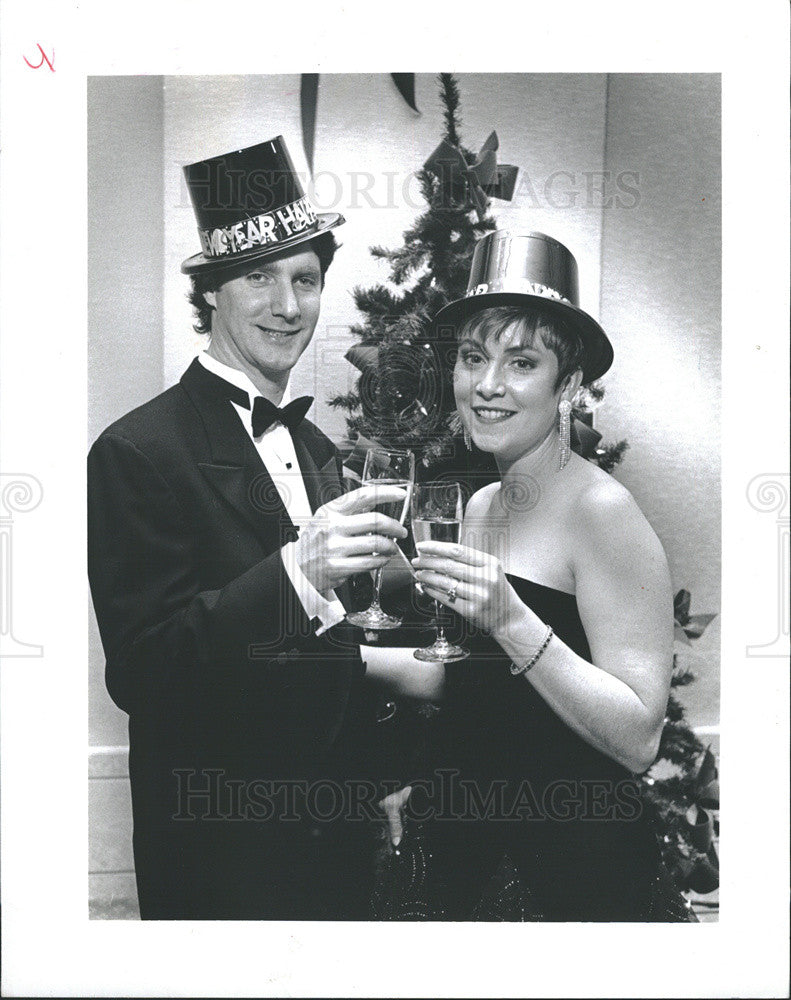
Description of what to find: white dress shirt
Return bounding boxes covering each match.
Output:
[198,352,346,635]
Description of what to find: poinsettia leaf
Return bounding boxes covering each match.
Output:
[674,625,692,645]
[674,589,691,622]
[683,613,717,640]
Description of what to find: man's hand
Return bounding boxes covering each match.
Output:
[378,785,412,847]
[293,485,408,595]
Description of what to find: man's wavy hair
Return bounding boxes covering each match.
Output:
[188,231,340,335]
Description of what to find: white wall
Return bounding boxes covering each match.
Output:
[88,76,165,750]
[599,74,721,720]
[88,75,165,916]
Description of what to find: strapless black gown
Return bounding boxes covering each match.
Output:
[371,575,694,921]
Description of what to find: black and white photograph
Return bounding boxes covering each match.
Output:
[86,71,722,925]
[1,2,789,997]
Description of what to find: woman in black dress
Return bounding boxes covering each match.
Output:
[368,230,692,921]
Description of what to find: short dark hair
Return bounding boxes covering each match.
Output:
[457,305,588,390]
[188,231,340,335]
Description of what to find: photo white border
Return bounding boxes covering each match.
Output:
[1,0,789,996]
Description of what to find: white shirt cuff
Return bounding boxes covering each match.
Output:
[280,541,346,636]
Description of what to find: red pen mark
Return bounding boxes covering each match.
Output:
[23,44,55,72]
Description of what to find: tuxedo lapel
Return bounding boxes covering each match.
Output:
[291,429,344,514]
[181,360,296,548]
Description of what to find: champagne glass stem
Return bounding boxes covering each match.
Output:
[434,600,445,643]
[371,565,385,608]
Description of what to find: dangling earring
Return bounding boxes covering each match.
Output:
[463,426,472,451]
[558,399,572,470]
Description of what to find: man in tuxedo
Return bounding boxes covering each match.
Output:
[88,136,406,919]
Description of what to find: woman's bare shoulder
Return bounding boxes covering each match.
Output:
[464,481,499,517]
[574,456,634,509]
[569,458,666,561]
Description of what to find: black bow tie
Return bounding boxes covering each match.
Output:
[195,362,312,436]
[249,395,313,436]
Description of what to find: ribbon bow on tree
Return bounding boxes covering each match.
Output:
[423,131,519,221]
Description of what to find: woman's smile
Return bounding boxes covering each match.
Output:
[472,405,518,423]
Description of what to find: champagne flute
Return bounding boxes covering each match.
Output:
[411,481,469,662]
[345,448,415,630]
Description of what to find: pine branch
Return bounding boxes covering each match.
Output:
[438,73,462,146]
[327,392,360,412]
[352,283,404,318]
[416,168,441,207]
[369,245,400,262]
[346,414,367,435]
[595,440,629,474]
[657,722,705,766]
[665,695,685,723]
[585,382,606,405]
[387,245,431,285]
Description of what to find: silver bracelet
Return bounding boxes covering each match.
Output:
[509,626,554,677]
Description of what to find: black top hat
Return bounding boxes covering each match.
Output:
[180,135,344,275]
[433,230,613,382]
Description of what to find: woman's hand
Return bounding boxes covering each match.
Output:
[412,542,521,635]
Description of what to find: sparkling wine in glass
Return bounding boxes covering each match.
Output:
[345,448,415,630]
[411,482,469,662]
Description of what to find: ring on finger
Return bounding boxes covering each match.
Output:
[446,583,458,604]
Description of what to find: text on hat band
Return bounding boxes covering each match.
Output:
[197,195,319,259]
[467,279,571,305]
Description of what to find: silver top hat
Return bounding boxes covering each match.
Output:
[433,230,613,381]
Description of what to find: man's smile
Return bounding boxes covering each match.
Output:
[256,325,301,340]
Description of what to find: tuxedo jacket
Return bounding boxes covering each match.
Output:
[88,358,378,919]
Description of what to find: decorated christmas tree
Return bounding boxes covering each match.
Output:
[331,73,718,906]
